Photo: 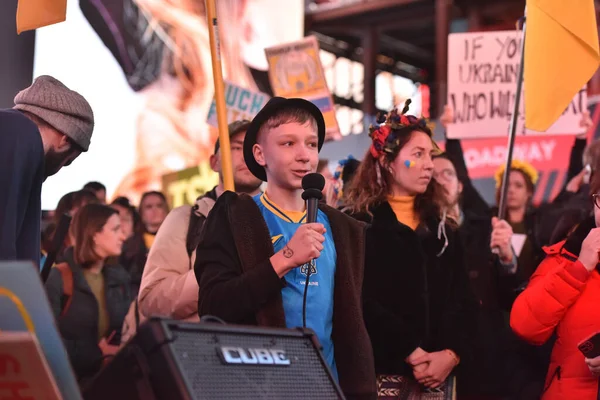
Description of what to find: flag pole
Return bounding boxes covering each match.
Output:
[498,12,527,221]
[205,0,234,192]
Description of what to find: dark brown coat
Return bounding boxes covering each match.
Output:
[194,191,376,399]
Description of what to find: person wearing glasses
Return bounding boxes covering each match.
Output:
[432,153,517,399]
[510,175,600,399]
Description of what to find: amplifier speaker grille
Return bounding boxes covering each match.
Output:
[170,327,341,399]
[83,319,344,400]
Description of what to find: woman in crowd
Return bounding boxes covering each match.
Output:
[433,152,518,399]
[139,191,169,239]
[110,197,142,293]
[511,173,600,399]
[345,102,477,398]
[43,189,100,261]
[116,192,168,294]
[111,197,136,242]
[45,204,131,383]
[494,160,545,289]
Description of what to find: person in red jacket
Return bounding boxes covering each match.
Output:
[511,173,600,399]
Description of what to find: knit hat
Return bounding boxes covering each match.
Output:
[14,75,94,151]
[214,120,252,155]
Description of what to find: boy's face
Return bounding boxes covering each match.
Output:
[253,121,319,190]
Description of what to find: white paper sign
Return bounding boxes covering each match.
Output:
[511,233,528,257]
[447,31,587,139]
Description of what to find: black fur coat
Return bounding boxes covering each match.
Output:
[356,202,478,376]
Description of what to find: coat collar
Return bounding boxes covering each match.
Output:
[369,201,451,256]
[371,201,437,235]
[563,217,596,258]
[63,247,130,294]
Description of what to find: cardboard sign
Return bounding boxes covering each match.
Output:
[0,332,62,399]
[447,31,587,139]
[265,36,341,140]
[206,81,270,127]
[162,161,219,208]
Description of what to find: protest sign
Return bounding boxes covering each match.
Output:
[265,36,341,140]
[206,81,270,126]
[162,161,219,208]
[0,332,62,399]
[0,262,81,399]
[447,31,587,139]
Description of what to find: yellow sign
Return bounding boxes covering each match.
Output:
[265,36,340,140]
[16,0,67,34]
[162,162,219,208]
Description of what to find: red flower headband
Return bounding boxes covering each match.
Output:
[368,99,438,158]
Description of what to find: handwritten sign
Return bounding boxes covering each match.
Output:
[447,31,587,139]
[162,161,219,208]
[206,81,270,127]
[0,332,62,400]
[265,36,341,140]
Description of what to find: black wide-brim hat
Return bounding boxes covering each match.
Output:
[243,97,326,181]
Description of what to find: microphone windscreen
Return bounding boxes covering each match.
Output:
[302,173,325,191]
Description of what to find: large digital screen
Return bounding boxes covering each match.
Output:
[35,0,303,209]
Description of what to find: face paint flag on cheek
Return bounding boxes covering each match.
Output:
[404,160,415,168]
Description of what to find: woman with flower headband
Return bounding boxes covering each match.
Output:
[345,100,477,398]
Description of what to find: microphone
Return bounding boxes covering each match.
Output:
[301,173,325,224]
[300,173,325,328]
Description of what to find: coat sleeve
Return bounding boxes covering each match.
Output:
[444,139,490,216]
[510,253,590,345]
[438,231,478,361]
[0,125,43,263]
[194,194,285,323]
[566,138,586,183]
[138,205,200,320]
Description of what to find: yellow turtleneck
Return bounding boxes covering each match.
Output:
[143,232,156,250]
[388,195,419,230]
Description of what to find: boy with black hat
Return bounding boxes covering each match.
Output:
[194,97,376,399]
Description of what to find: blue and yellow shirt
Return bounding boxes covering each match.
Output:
[254,193,338,380]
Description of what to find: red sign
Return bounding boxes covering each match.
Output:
[0,332,61,400]
[459,135,575,179]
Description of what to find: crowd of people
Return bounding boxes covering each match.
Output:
[3,75,600,399]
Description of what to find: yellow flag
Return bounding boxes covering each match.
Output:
[16,0,67,34]
[525,0,600,131]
